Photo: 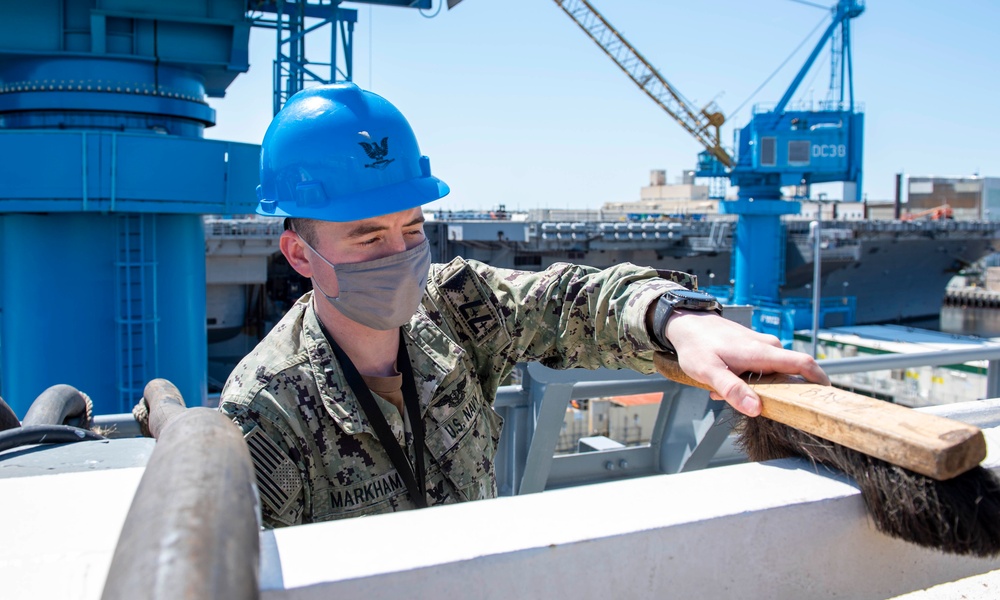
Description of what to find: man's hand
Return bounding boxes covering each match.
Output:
[663,311,830,416]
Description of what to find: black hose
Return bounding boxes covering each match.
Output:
[0,396,19,432]
[0,424,106,455]
[22,384,92,428]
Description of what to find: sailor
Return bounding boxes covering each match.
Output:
[218,83,828,527]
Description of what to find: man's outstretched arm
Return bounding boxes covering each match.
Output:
[656,310,830,416]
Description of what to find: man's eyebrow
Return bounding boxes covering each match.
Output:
[344,222,387,239]
[343,215,425,239]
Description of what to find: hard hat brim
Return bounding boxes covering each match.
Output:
[256,175,450,222]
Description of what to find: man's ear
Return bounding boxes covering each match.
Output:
[279,230,314,278]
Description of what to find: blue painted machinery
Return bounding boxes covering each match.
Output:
[0,1,262,416]
[0,0,430,417]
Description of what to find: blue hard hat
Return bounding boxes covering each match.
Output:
[256,83,449,221]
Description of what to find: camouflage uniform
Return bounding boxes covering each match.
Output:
[219,257,694,527]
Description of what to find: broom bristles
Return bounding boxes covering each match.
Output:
[736,414,1000,558]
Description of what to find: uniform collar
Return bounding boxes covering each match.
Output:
[301,293,463,437]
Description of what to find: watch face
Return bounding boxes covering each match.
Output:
[671,289,716,302]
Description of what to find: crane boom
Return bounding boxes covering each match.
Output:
[553,0,733,168]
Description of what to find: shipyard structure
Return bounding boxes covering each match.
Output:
[5,2,1000,598]
[205,170,1000,392]
[421,210,998,327]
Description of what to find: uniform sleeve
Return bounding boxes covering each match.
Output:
[219,396,308,529]
[477,261,692,373]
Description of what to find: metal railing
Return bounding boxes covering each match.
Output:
[91,340,1000,497]
[491,342,1000,496]
[203,217,285,239]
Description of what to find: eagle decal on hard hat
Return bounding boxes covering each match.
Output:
[358,137,394,170]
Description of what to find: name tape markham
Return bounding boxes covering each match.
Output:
[331,471,405,509]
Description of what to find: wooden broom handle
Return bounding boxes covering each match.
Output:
[653,352,987,480]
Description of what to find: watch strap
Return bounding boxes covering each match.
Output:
[650,289,723,354]
[651,294,679,354]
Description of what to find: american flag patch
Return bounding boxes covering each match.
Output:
[245,426,302,517]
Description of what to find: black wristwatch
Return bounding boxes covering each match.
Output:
[651,288,723,353]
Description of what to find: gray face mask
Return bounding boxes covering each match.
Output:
[300,237,431,330]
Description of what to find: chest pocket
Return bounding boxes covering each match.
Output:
[423,372,504,501]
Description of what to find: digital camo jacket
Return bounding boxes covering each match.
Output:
[219,257,693,527]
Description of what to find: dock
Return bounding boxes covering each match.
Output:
[944,286,1000,308]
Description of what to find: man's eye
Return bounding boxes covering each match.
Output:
[359,237,380,246]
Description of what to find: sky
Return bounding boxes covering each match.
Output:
[205,0,1000,213]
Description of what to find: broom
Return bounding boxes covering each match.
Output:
[653,352,1000,558]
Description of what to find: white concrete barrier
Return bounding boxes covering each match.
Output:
[260,420,1000,600]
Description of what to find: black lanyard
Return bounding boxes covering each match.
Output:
[324,328,427,509]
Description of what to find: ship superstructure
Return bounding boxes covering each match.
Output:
[421,212,999,326]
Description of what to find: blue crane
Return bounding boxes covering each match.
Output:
[718,0,865,309]
[247,0,435,115]
[550,0,865,341]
